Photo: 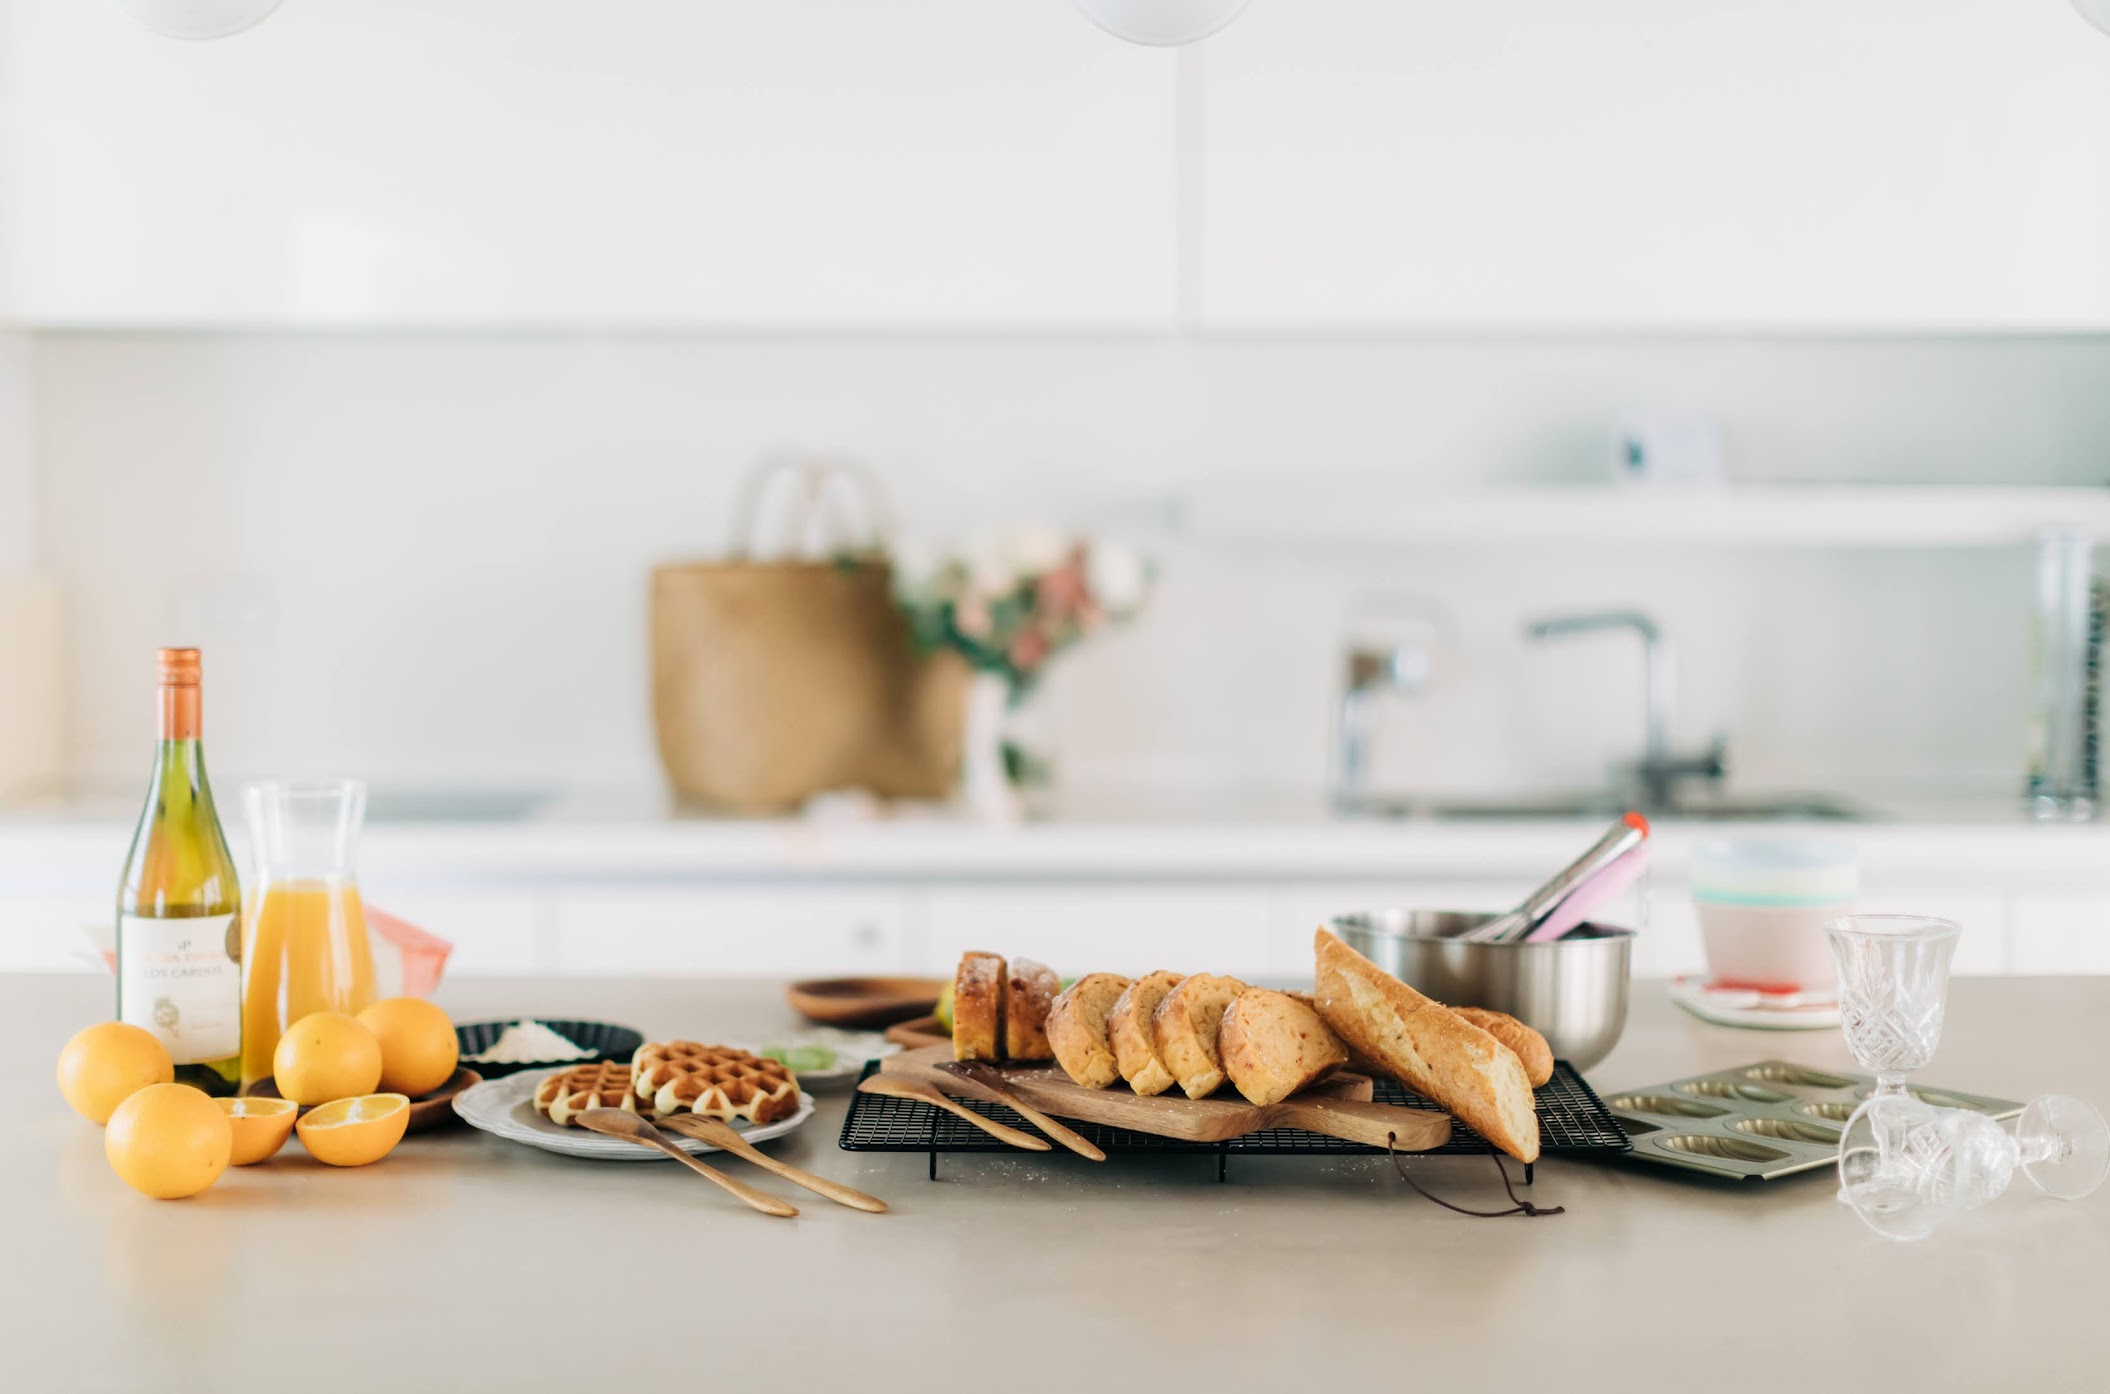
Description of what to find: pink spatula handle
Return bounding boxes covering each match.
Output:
[1526,844,1649,942]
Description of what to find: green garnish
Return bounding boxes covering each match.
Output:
[762,1045,837,1073]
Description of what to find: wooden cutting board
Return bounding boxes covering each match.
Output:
[882,1045,1450,1151]
[883,1015,950,1050]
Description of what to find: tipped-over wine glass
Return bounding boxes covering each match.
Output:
[1838,1089,2110,1242]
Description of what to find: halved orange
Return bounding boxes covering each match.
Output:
[217,1095,298,1166]
[295,1093,410,1167]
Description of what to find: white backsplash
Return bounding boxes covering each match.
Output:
[26,331,2110,801]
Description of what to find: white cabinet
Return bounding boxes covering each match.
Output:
[2,1,1178,330]
[1856,888,2008,977]
[11,0,2107,332]
[0,893,103,972]
[1198,0,2110,330]
[362,888,548,978]
[2012,897,2110,976]
[919,886,1273,978]
[549,887,908,976]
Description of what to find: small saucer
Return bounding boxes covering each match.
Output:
[1670,976,1840,1031]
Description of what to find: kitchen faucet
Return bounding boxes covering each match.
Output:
[1525,610,1726,809]
[1334,641,1432,810]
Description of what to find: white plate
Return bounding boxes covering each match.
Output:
[731,1030,898,1089]
[451,1071,816,1160]
[1669,976,1841,1031]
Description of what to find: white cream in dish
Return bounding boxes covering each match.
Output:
[465,1020,594,1064]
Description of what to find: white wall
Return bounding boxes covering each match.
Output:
[0,334,29,569]
[30,331,2110,802]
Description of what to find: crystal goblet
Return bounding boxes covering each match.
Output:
[1838,1091,2110,1241]
[1826,914,1958,1100]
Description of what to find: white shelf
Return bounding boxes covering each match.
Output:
[1183,486,2110,549]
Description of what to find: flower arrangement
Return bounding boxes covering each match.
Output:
[892,528,1150,694]
[890,529,1150,820]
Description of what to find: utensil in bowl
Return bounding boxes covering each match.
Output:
[1330,909,1633,1071]
[1460,811,1649,943]
[1526,843,1649,943]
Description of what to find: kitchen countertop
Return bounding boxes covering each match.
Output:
[8,974,2107,1393]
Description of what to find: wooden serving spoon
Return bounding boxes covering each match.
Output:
[575,1109,798,1217]
[935,1060,1106,1162]
[653,1114,889,1214]
[854,1076,1052,1152]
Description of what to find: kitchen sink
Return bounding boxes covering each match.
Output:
[1350,793,1867,822]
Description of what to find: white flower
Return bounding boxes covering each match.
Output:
[1087,542,1148,616]
[1006,525,1072,576]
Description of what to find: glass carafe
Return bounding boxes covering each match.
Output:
[239,780,377,1087]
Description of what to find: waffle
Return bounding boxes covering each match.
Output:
[631,1041,800,1125]
[533,1061,648,1128]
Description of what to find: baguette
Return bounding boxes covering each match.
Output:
[1220,988,1348,1106]
[1312,928,1540,1163]
[951,951,1006,1062]
[1003,956,1060,1062]
[1107,970,1184,1097]
[1046,973,1132,1089]
[1151,972,1247,1099]
[1452,1007,1554,1088]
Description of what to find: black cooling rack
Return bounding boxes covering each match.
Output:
[840,1061,1630,1182]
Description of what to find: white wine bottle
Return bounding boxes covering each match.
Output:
[116,647,241,1094]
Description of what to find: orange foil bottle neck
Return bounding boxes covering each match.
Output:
[156,647,202,742]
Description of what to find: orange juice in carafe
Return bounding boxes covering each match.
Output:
[240,880,376,1084]
[240,781,375,1088]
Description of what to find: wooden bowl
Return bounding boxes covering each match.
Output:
[248,1067,481,1134]
[786,976,947,1028]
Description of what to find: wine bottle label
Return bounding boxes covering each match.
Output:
[118,913,241,1063]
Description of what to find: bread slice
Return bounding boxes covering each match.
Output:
[1453,1007,1555,1088]
[1151,972,1247,1099]
[952,951,1006,1062]
[1108,970,1184,1097]
[1003,957,1060,1062]
[1288,989,1386,1079]
[1046,973,1132,1089]
[1312,928,1540,1163]
[1220,988,1349,1106]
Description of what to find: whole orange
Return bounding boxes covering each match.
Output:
[355,997,459,1097]
[57,1021,174,1125]
[105,1083,232,1199]
[272,1012,383,1106]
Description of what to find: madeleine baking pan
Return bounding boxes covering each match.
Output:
[1607,1059,2023,1180]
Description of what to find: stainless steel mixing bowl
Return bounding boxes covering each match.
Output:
[1330,909,1634,1071]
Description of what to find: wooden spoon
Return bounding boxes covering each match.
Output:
[574,1109,798,1217]
[854,1076,1052,1152]
[935,1060,1106,1162]
[653,1114,889,1213]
